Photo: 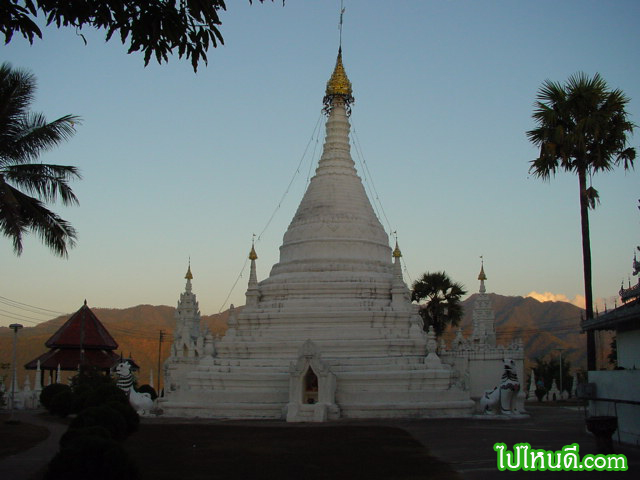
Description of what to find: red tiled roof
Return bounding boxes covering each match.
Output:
[45,303,118,350]
[24,348,121,371]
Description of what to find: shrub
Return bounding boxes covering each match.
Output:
[69,366,113,391]
[60,426,112,448]
[82,384,128,410]
[49,389,75,417]
[45,435,138,480]
[70,405,128,441]
[107,400,140,435]
[40,384,72,413]
[69,367,120,413]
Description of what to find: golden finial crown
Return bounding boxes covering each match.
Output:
[478,265,487,281]
[392,241,402,258]
[249,245,258,261]
[325,48,353,98]
[185,265,193,280]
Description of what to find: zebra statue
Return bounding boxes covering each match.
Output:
[114,360,154,414]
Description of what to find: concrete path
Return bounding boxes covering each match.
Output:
[0,411,65,480]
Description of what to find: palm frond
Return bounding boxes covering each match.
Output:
[527,72,636,200]
[6,113,81,164]
[0,62,81,257]
[0,183,77,257]
[2,163,81,205]
[585,186,600,210]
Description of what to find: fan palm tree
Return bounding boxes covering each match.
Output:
[411,271,466,336]
[0,62,81,257]
[527,72,636,370]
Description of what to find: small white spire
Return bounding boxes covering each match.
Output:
[246,238,260,307]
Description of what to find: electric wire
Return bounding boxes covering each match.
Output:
[351,122,394,235]
[217,113,324,313]
[0,295,66,316]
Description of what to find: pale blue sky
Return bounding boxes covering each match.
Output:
[2,0,639,327]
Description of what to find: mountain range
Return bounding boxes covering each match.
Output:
[1,294,605,391]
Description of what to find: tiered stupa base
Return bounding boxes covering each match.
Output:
[161,307,474,420]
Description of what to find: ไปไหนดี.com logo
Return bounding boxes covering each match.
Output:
[494,443,628,471]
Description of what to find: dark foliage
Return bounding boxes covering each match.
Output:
[1,1,283,72]
[107,400,140,435]
[70,405,129,441]
[81,383,128,410]
[0,62,80,257]
[411,271,466,336]
[68,367,124,413]
[46,434,138,480]
[49,388,75,417]
[534,356,573,396]
[39,383,71,412]
[59,425,112,448]
[608,336,617,367]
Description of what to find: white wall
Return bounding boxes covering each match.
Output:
[617,328,640,369]
[588,370,640,446]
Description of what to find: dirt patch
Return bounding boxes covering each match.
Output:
[125,423,460,480]
[0,415,50,459]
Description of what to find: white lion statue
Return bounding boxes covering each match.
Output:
[114,360,154,414]
[480,358,520,415]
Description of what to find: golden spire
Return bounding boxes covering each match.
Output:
[392,240,402,258]
[249,244,258,261]
[185,260,193,280]
[325,48,353,98]
[478,256,487,281]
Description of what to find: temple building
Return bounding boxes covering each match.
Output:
[161,48,522,421]
[583,252,640,445]
[441,264,525,411]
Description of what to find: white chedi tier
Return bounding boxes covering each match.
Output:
[161,51,474,421]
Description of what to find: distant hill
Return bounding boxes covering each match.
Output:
[0,304,233,391]
[459,293,590,373]
[1,295,603,391]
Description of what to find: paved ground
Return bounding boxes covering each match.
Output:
[0,411,66,480]
[1,404,638,479]
[395,404,639,478]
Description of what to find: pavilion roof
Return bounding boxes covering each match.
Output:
[45,301,118,350]
[24,348,121,371]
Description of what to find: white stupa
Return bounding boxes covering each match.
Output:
[161,48,474,421]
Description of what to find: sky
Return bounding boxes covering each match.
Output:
[1,0,639,327]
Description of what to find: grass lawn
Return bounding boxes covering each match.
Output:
[124,423,460,480]
[0,414,50,459]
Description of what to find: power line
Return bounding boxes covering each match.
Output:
[0,295,66,316]
[351,123,394,235]
[217,113,323,313]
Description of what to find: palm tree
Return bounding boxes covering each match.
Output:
[527,72,636,370]
[411,271,466,336]
[0,62,81,257]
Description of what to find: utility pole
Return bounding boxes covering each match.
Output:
[9,323,23,420]
[555,348,565,397]
[157,330,165,396]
